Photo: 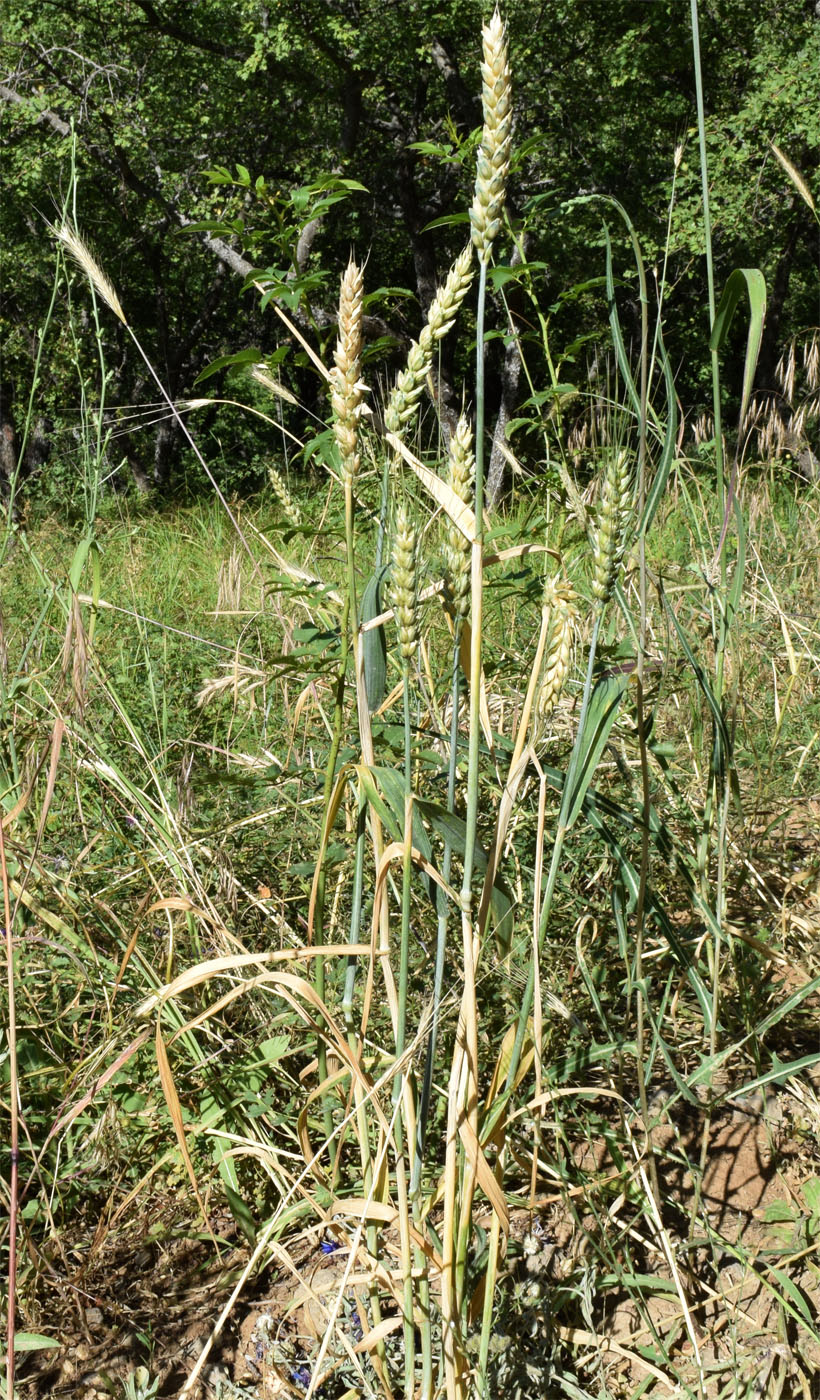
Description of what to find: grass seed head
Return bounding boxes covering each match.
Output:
[800,331,811,392]
[52,221,126,324]
[331,257,366,482]
[391,506,419,663]
[470,8,512,263]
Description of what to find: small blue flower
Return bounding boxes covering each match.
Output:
[320,1238,340,1254]
[290,1365,311,1388]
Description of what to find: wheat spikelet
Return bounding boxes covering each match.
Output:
[444,415,474,618]
[590,449,633,606]
[330,257,366,483]
[385,247,474,437]
[470,8,512,263]
[52,221,126,324]
[391,507,419,663]
[533,578,576,741]
[268,466,302,526]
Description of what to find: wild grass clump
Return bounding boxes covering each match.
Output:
[5,7,820,1400]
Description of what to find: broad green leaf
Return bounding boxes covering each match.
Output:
[414,797,515,945]
[723,1052,820,1105]
[803,1177,820,1218]
[68,534,92,591]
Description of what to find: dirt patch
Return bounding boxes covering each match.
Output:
[12,1079,820,1398]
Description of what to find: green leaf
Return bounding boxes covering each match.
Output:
[361,566,388,714]
[803,1177,820,1219]
[223,1183,257,1246]
[414,797,515,945]
[709,268,767,432]
[193,347,262,386]
[13,1333,60,1352]
[639,330,677,538]
[561,670,629,831]
[662,588,733,777]
[68,534,92,591]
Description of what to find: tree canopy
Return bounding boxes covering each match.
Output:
[1,0,818,496]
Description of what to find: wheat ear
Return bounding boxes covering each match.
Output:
[330,257,366,483]
[391,507,419,664]
[385,246,474,436]
[470,8,512,263]
[534,578,577,741]
[444,415,475,619]
[591,449,634,606]
[268,467,302,526]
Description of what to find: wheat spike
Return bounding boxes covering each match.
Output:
[330,257,367,483]
[268,466,302,526]
[444,415,474,618]
[385,246,474,437]
[591,449,633,606]
[470,8,512,263]
[534,578,577,741]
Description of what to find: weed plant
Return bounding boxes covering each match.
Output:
[4,7,820,1400]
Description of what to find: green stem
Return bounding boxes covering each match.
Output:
[460,257,488,904]
[505,613,602,1093]
[690,0,724,523]
[395,673,414,1081]
[414,630,461,1188]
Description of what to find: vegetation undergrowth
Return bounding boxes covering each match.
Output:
[4,9,820,1400]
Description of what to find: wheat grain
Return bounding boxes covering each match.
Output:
[533,578,576,740]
